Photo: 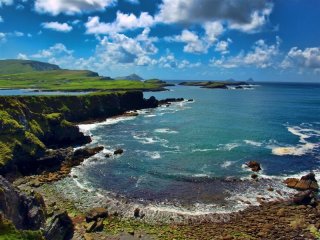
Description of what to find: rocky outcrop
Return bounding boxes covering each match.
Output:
[0,91,158,175]
[0,175,46,230]
[246,161,261,172]
[85,207,108,222]
[44,211,74,240]
[114,149,124,155]
[292,190,317,206]
[284,172,319,191]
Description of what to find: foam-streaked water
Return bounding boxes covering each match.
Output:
[70,82,320,218]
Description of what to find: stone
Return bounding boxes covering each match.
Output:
[284,173,318,191]
[44,211,74,240]
[114,149,124,155]
[292,190,317,206]
[246,161,261,172]
[86,207,108,222]
[85,221,97,233]
[134,208,140,218]
[251,174,258,179]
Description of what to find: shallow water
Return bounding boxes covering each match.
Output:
[70,82,320,217]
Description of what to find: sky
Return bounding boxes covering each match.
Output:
[0,0,320,81]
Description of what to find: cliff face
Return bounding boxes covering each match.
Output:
[0,91,158,175]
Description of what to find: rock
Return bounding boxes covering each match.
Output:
[73,146,104,160]
[44,211,73,240]
[134,208,140,218]
[187,99,194,102]
[284,173,318,191]
[0,176,46,230]
[114,149,124,155]
[251,174,258,179]
[105,153,111,158]
[246,161,261,172]
[85,221,97,233]
[94,218,104,232]
[85,207,108,222]
[292,190,317,206]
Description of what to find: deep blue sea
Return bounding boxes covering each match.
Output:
[70,82,320,216]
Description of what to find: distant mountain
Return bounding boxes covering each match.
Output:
[247,78,254,82]
[0,59,61,74]
[115,74,144,81]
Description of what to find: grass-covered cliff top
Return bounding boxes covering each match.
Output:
[0,60,170,92]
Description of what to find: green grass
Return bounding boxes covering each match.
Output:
[0,59,60,74]
[0,70,167,91]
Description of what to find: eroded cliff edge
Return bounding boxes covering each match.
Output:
[0,91,158,176]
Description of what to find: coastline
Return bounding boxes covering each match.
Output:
[1,89,320,239]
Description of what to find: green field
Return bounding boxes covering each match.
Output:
[0,70,168,91]
[0,60,169,92]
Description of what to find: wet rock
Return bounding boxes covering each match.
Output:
[73,146,104,160]
[187,99,194,102]
[85,207,108,222]
[251,174,258,180]
[246,161,261,172]
[292,190,317,206]
[114,149,124,155]
[105,153,111,158]
[284,173,318,191]
[44,211,74,240]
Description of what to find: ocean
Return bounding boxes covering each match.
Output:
[31,82,320,219]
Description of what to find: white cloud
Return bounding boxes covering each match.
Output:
[204,21,224,43]
[281,47,320,72]
[42,22,73,32]
[85,11,154,34]
[156,0,271,30]
[158,51,201,69]
[211,37,281,68]
[0,0,13,7]
[34,0,116,15]
[32,43,73,59]
[17,53,28,60]
[0,32,6,43]
[215,39,232,54]
[166,30,208,54]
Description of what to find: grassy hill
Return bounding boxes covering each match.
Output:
[0,60,168,92]
[0,59,60,74]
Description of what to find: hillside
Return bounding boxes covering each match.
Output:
[115,74,144,81]
[0,60,169,91]
[0,59,60,74]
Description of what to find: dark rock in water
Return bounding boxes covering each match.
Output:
[188,99,194,102]
[246,161,261,172]
[158,98,184,105]
[74,146,104,160]
[44,211,74,240]
[105,153,111,158]
[292,190,317,206]
[235,86,243,89]
[284,173,319,191]
[134,208,140,218]
[86,207,108,222]
[114,149,124,155]
[251,174,258,180]
[0,176,46,230]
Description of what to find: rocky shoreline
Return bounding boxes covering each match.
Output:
[1,92,320,239]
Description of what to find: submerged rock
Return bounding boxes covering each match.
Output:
[284,173,319,191]
[246,161,261,172]
[114,149,124,155]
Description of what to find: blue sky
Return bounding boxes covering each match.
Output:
[0,0,320,81]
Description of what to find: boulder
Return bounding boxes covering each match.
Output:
[114,149,124,155]
[246,161,261,172]
[85,207,108,222]
[251,174,258,180]
[73,146,104,160]
[0,176,46,230]
[44,211,74,240]
[292,190,317,206]
[134,208,140,218]
[284,173,318,191]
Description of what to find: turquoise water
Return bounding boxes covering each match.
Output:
[73,82,320,214]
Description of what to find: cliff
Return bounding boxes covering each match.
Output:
[0,91,158,175]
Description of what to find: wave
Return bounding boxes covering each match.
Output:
[136,150,161,160]
[132,132,168,145]
[191,148,215,153]
[221,161,232,168]
[244,140,263,147]
[154,128,178,134]
[79,116,137,135]
[216,143,240,151]
[272,125,320,156]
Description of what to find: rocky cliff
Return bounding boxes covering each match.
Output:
[0,91,158,175]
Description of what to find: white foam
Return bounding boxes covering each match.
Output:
[154,128,178,134]
[191,148,215,153]
[221,161,232,168]
[244,140,263,147]
[272,125,320,156]
[79,116,136,135]
[216,143,240,151]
